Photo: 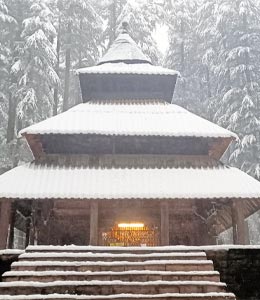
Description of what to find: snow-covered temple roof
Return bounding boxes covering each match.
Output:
[76,62,178,76]
[77,32,178,78]
[77,30,178,102]
[20,101,237,139]
[1,163,260,200]
[98,32,152,65]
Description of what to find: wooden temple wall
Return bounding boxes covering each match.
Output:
[33,199,211,247]
[1,197,255,249]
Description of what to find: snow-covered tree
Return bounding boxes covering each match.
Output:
[195,0,220,119]
[165,0,205,113]
[12,0,59,129]
[211,0,260,177]
[116,0,162,63]
[0,0,16,169]
[57,0,102,111]
[95,0,127,48]
[0,0,16,139]
[96,0,162,64]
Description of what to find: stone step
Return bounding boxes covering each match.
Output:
[12,260,214,272]
[18,252,207,262]
[0,292,236,300]
[26,246,205,254]
[0,280,227,295]
[3,270,220,282]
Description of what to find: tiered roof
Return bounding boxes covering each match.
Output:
[1,163,260,200]
[20,101,236,139]
[77,62,178,76]
[0,28,260,217]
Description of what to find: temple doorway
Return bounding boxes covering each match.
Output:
[102,223,159,246]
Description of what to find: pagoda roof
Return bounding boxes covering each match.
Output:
[98,33,152,65]
[77,32,178,77]
[1,163,260,200]
[76,63,178,76]
[20,101,237,140]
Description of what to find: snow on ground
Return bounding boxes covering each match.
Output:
[26,244,260,251]
[3,270,219,277]
[0,280,226,287]
[13,259,212,267]
[0,292,236,299]
[19,251,206,258]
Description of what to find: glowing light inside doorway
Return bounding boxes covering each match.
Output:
[118,223,144,228]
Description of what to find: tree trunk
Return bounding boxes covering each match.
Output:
[63,22,72,112]
[75,19,83,106]
[6,92,17,143]
[180,19,185,73]
[206,66,212,98]
[108,0,117,46]
[53,15,61,116]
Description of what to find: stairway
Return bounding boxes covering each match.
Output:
[0,246,235,300]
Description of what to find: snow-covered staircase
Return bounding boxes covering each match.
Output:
[0,246,235,300]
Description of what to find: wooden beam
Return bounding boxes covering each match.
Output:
[89,202,99,245]
[231,202,238,244]
[231,200,246,245]
[245,219,250,244]
[53,209,90,217]
[209,137,233,160]
[7,202,16,249]
[24,134,44,160]
[236,200,246,245]
[0,200,12,249]
[160,201,169,246]
[25,217,31,247]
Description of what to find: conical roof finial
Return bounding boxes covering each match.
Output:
[97,20,152,65]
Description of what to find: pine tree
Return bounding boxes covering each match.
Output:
[164,0,205,114]
[0,0,21,168]
[196,0,219,119]
[12,0,59,128]
[116,0,162,63]
[95,0,127,48]
[211,0,260,177]
[57,0,102,111]
[0,0,16,142]
[96,0,162,64]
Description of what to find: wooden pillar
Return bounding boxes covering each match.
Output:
[231,201,238,244]
[0,200,12,249]
[8,202,17,249]
[90,202,99,246]
[231,200,246,245]
[160,201,169,246]
[245,219,250,244]
[25,217,31,247]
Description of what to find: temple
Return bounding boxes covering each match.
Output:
[1,29,260,249]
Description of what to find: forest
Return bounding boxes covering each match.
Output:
[0,0,260,242]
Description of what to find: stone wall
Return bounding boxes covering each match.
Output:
[206,248,260,300]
